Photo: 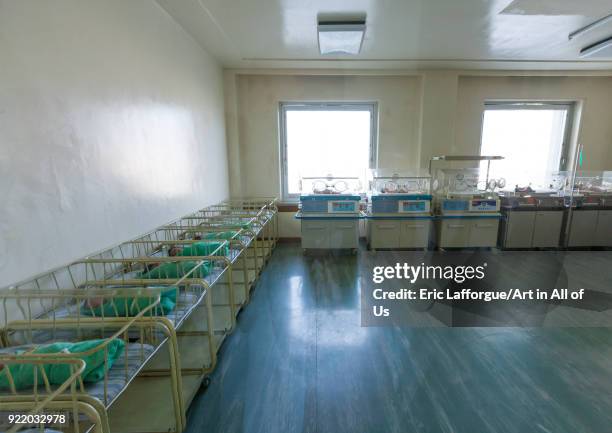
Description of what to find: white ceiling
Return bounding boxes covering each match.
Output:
[156,0,612,70]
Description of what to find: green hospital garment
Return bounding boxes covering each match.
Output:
[82,286,177,317]
[179,241,228,257]
[203,231,238,240]
[140,260,211,279]
[0,339,125,390]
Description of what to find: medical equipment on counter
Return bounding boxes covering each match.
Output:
[366,169,433,250]
[499,172,567,249]
[299,175,362,214]
[433,168,504,214]
[368,169,432,214]
[296,175,364,251]
[430,156,504,249]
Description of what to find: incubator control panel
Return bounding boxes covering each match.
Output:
[300,194,361,213]
[329,200,358,213]
[469,199,500,212]
[398,200,430,213]
[441,200,469,212]
[440,198,500,213]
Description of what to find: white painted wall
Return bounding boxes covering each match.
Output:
[455,76,612,169]
[0,1,228,286]
[227,70,612,237]
[228,74,423,198]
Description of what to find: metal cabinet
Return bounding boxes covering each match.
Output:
[532,211,563,248]
[595,210,612,247]
[438,220,470,248]
[468,219,499,247]
[502,212,535,248]
[301,220,329,249]
[567,209,612,248]
[437,217,500,248]
[368,219,431,249]
[301,219,359,249]
[400,220,430,248]
[368,220,400,249]
[329,220,360,249]
[501,210,564,248]
[568,210,599,247]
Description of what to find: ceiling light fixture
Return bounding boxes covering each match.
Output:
[317,20,366,55]
[569,13,612,40]
[580,35,612,58]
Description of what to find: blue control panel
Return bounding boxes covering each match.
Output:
[372,200,398,213]
[401,201,427,212]
[442,200,469,212]
[301,201,328,213]
[300,195,360,213]
[371,195,431,214]
[331,201,357,213]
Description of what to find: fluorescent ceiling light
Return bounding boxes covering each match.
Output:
[580,36,612,58]
[318,21,365,55]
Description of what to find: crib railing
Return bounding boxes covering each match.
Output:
[0,355,105,433]
[116,238,229,261]
[1,288,162,343]
[0,288,184,432]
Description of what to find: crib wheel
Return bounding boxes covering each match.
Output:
[202,377,211,389]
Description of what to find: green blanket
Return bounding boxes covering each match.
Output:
[82,286,177,317]
[0,339,125,390]
[203,231,237,240]
[179,241,228,257]
[140,260,211,279]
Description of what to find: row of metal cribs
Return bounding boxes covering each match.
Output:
[0,197,278,433]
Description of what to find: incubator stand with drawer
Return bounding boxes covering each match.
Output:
[499,173,567,249]
[366,169,433,250]
[433,168,503,248]
[295,175,365,251]
[565,170,612,247]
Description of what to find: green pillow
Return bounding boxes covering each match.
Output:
[140,261,211,279]
[82,286,177,317]
[0,339,125,390]
[179,241,228,257]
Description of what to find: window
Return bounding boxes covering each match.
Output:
[480,102,574,187]
[280,102,378,201]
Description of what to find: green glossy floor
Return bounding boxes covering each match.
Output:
[185,242,612,433]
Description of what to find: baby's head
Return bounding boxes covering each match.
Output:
[168,246,182,256]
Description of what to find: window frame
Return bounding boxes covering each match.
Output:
[279,101,379,202]
[480,101,575,171]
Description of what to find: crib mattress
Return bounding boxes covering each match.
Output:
[86,342,155,404]
[228,248,241,263]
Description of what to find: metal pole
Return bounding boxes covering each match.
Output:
[563,143,583,248]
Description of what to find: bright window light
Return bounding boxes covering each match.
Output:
[480,103,573,188]
[281,103,376,199]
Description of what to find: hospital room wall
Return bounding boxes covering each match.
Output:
[225,71,612,238]
[455,75,612,170]
[0,0,229,287]
[226,74,423,198]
